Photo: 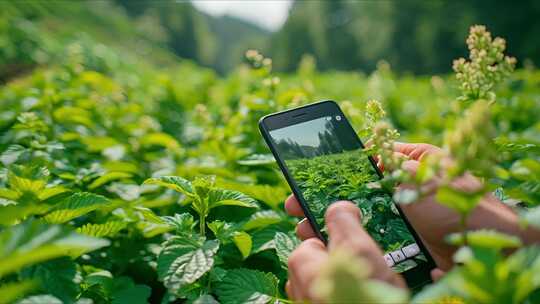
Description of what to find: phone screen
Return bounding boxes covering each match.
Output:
[268,114,428,273]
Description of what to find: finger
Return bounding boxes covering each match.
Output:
[365,139,374,148]
[450,173,483,192]
[377,159,384,172]
[430,268,446,282]
[288,238,328,300]
[285,280,295,300]
[325,201,406,287]
[393,142,442,161]
[393,151,408,159]
[402,159,419,175]
[377,152,406,172]
[296,218,317,240]
[325,201,373,251]
[285,194,305,217]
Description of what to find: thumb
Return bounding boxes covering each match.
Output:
[326,201,383,257]
[325,201,367,250]
[325,201,406,288]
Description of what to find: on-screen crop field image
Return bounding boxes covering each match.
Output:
[270,116,427,273]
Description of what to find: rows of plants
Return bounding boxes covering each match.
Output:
[286,151,415,252]
[1,22,539,304]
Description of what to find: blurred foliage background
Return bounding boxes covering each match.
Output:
[1,1,540,303]
[2,0,540,80]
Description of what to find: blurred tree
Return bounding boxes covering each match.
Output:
[271,0,540,74]
[3,0,539,75]
[115,1,211,63]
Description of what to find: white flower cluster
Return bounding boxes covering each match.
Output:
[444,100,496,177]
[245,49,272,70]
[453,25,516,102]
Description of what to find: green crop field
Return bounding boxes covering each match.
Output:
[1,1,540,304]
[287,151,411,247]
[286,150,424,273]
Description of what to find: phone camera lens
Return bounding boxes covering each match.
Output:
[335,115,342,121]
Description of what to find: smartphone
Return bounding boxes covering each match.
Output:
[259,100,436,288]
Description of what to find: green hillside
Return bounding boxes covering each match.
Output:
[0,0,270,81]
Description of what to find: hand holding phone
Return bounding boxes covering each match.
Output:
[259,101,436,288]
[286,200,407,300]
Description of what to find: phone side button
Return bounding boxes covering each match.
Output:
[402,243,420,258]
[383,254,395,267]
[390,250,406,263]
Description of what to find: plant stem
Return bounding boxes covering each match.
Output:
[200,213,206,236]
[460,214,468,246]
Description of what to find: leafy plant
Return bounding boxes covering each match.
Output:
[144,176,258,235]
[143,175,291,301]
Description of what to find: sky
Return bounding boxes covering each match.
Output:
[191,0,293,31]
[270,117,331,147]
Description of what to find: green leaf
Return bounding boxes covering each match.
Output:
[76,221,127,237]
[106,183,141,201]
[111,283,151,304]
[216,179,286,209]
[53,106,93,127]
[436,186,484,215]
[415,158,435,184]
[88,172,133,190]
[83,272,151,304]
[363,280,410,304]
[411,271,461,304]
[274,232,300,269]
[508,246,540,302]
[131,207,171,237]
[237,154,275,166]
[21,258,79,303]
[44,192,110,224]
[193,294,220,304]
[507,181,540,206]
[446,229,522,249]
[162,213,196,234]
[157,237,219,291]
[494,137,540,153]
[16,295,63,304]
[0,280,37,304]
[103,161,139,174]
[243,210,282,230]
[134,206,165,224]
[143,176,194,197]
[233,231,252,259]
[208,220,234,241]
[209,267,228,284]
[0,204,50,226]
[521,206,540,230]
[139,132,181,150]
[510,159,540,181]
[0,220,110,278]
[8,172,47,200]
[251,224,291,253]
[0,188,19,200]
[208,189,258,209]
[216,268,278,304]
[37,186,70,201]
[81,136,118,152]
[0,144,26,166]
